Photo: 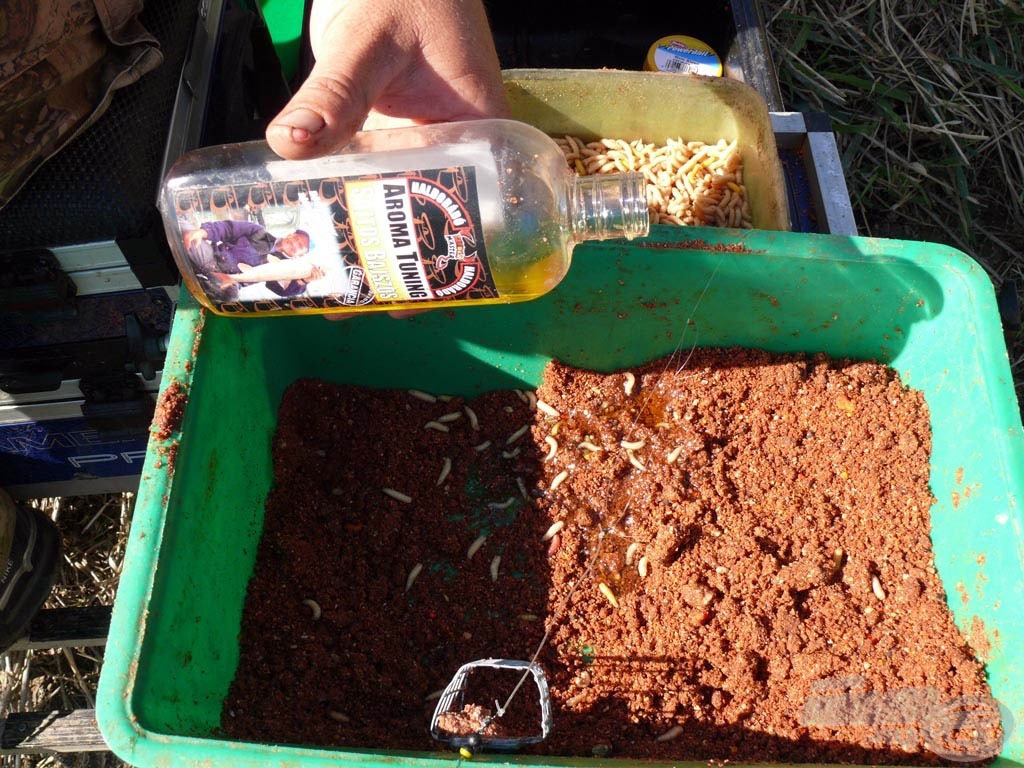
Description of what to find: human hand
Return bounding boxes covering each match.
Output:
[265,0,510,160]
[183,228,207,250]
[270,0,509,319]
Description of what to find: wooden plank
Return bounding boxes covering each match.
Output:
[0,709,106,753]
[8,606,111,651]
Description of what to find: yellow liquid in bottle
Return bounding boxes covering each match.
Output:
[164,120,643,317]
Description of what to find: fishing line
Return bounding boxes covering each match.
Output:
[492,525,610,716]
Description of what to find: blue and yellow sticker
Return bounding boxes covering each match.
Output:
[644,35,723,77]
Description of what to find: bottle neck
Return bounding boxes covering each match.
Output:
[567,172,649,243]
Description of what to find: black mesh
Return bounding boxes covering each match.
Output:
[0,0,201,249]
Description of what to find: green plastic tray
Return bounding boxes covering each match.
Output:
[97,227,1024,767]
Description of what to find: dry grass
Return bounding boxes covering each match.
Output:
[763,0,1024,404]
[1,495,133,768]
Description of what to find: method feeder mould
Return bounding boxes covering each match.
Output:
[429,659,553,755]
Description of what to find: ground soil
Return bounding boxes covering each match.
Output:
[223,348,1000,764]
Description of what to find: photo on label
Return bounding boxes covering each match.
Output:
[174,188,344,306]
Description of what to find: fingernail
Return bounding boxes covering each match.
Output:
[276,108,325,142]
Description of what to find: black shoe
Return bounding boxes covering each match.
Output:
[0,496,61,653]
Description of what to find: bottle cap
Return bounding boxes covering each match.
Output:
[643,35,723,77]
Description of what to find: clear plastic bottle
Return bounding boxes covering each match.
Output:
[160,119,649,316]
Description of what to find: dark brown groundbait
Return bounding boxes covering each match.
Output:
[224,348,1000,764]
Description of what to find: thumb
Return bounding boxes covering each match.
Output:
[266,19,393,159]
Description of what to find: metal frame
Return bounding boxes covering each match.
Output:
[771,112,857,236]
[0,373,162,499]
[726,0,785,112]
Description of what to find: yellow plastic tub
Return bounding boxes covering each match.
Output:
[503,68,790,231]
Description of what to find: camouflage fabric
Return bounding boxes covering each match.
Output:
[0,0,163,208]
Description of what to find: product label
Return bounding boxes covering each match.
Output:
[170,167,495,313]
[653,38,721,77]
